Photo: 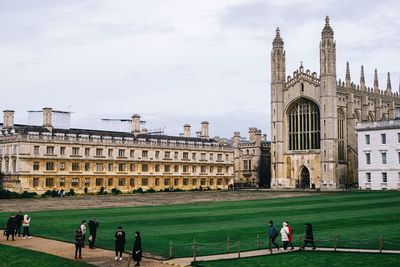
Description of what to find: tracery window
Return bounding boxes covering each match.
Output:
[338,109,345,161]
[288,98,320,150]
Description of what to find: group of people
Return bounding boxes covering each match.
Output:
[73,218,142,266]
[4,212,32,241]
[268,220,316,251]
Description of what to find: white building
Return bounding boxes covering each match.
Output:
[356,119,400,190]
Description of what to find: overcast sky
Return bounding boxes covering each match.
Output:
[0,0,399,138]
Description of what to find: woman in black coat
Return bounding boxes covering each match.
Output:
[114,226,126,261]
[301,223,316,250]
[132,231,142,266]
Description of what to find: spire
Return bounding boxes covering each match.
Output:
[345,61,351,87]
[387,72,392,91]
[360,65,366,91]
[273,27,284,47]
[321,16,334,38]
[374,68,379,93]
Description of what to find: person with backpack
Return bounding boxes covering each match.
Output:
[280,222,290,251]
[22,214,32,239]
[132,231,142,266]
[74,228,84,259]
[301,223,316,250]
[286,221,295,250]
[268,220,280,251]
[6,214,16,241]
[115,226,126,261]
[80,220,86,247]
[14,211,23,237]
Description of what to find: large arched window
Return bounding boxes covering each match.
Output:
[287,98,320,150]
[338,109,345,161]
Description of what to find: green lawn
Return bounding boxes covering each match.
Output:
[1,191,399,258]
[192,251,400,267]
[0,244,92,267]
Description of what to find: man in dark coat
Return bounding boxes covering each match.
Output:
[132,231,142,266]
[6,214,16,241]
[115,226,126,261]
[14,211,23,237]
[268,220,280,251]
[88,217,99,249]
[301,223,316,250]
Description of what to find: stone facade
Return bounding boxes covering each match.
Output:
[271,17,400,190]
[0,108,234,193]
[232,128,271,187]
[356,119,400,190]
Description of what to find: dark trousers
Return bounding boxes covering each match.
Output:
[89,234,96,248]
[82,234,85,247]
[269,236,280,249]
[23,226,30,237]
[6,229,15,240]
[115,249,123,257]
[283,241,289,250]
[302,239,316,249]
[16,224,22,236]
[288,241,294,249]
[75,243,82,258]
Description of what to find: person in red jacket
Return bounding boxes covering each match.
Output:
[285,221,294,250]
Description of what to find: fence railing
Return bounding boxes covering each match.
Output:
[167,235,400,260]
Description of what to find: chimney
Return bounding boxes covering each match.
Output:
[42,107,53,130]
[200,121,209,138]
[255,129,262,146]
[3,110,15,128]
[131,114,141,134]
[233,131,240,147]
[183,124,191,137]
[248,127,256,143]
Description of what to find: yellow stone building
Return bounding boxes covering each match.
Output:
[0,108,234,193]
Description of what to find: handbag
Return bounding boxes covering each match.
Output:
[3,230,7,236]
[88,235,93,242]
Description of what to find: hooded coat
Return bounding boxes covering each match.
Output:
[280,222,289,242]
[115,229,126,251]
[133,233,142,261]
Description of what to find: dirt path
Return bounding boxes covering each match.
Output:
[0,235,168,267]
[0,190,322,212]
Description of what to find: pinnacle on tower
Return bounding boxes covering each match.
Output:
[360,65,366,91]
[273,27,284,47]
[387,72,392,91]
[321,16,334,37]
[345,61,351,86]
[374,68,379,93]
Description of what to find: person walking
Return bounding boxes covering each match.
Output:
[15,211,23,237]
[74,228,84,259]
[132,231,142,266]
[115,226,126,261]
[80,220,86,247]
[22,214,32,239]
[286,221,295,250]
[301,223,316,250]
[6,214,16,241]
[280,222,290,251]
[268,220,280,251]
[88,217,99,249]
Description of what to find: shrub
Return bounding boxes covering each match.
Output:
[84,187,88,194]
[66,188,75,196]
[145,188,156,193]
[42,190,53,198]
[173,188,183,192]
[0,189,37,199]
[111,188,122,195]
[97,186,105,195]
[133,187,144,194]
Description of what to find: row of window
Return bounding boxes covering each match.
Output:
[365,132,400,145]
[365,172,400,183]
[35,177,229,188]
[37,161,229,174]
[34,146,230,161]
[364,151,400,165]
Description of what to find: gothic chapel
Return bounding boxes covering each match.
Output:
[270,17,400,189]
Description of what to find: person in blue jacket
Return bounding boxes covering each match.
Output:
[268,220,280,251]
